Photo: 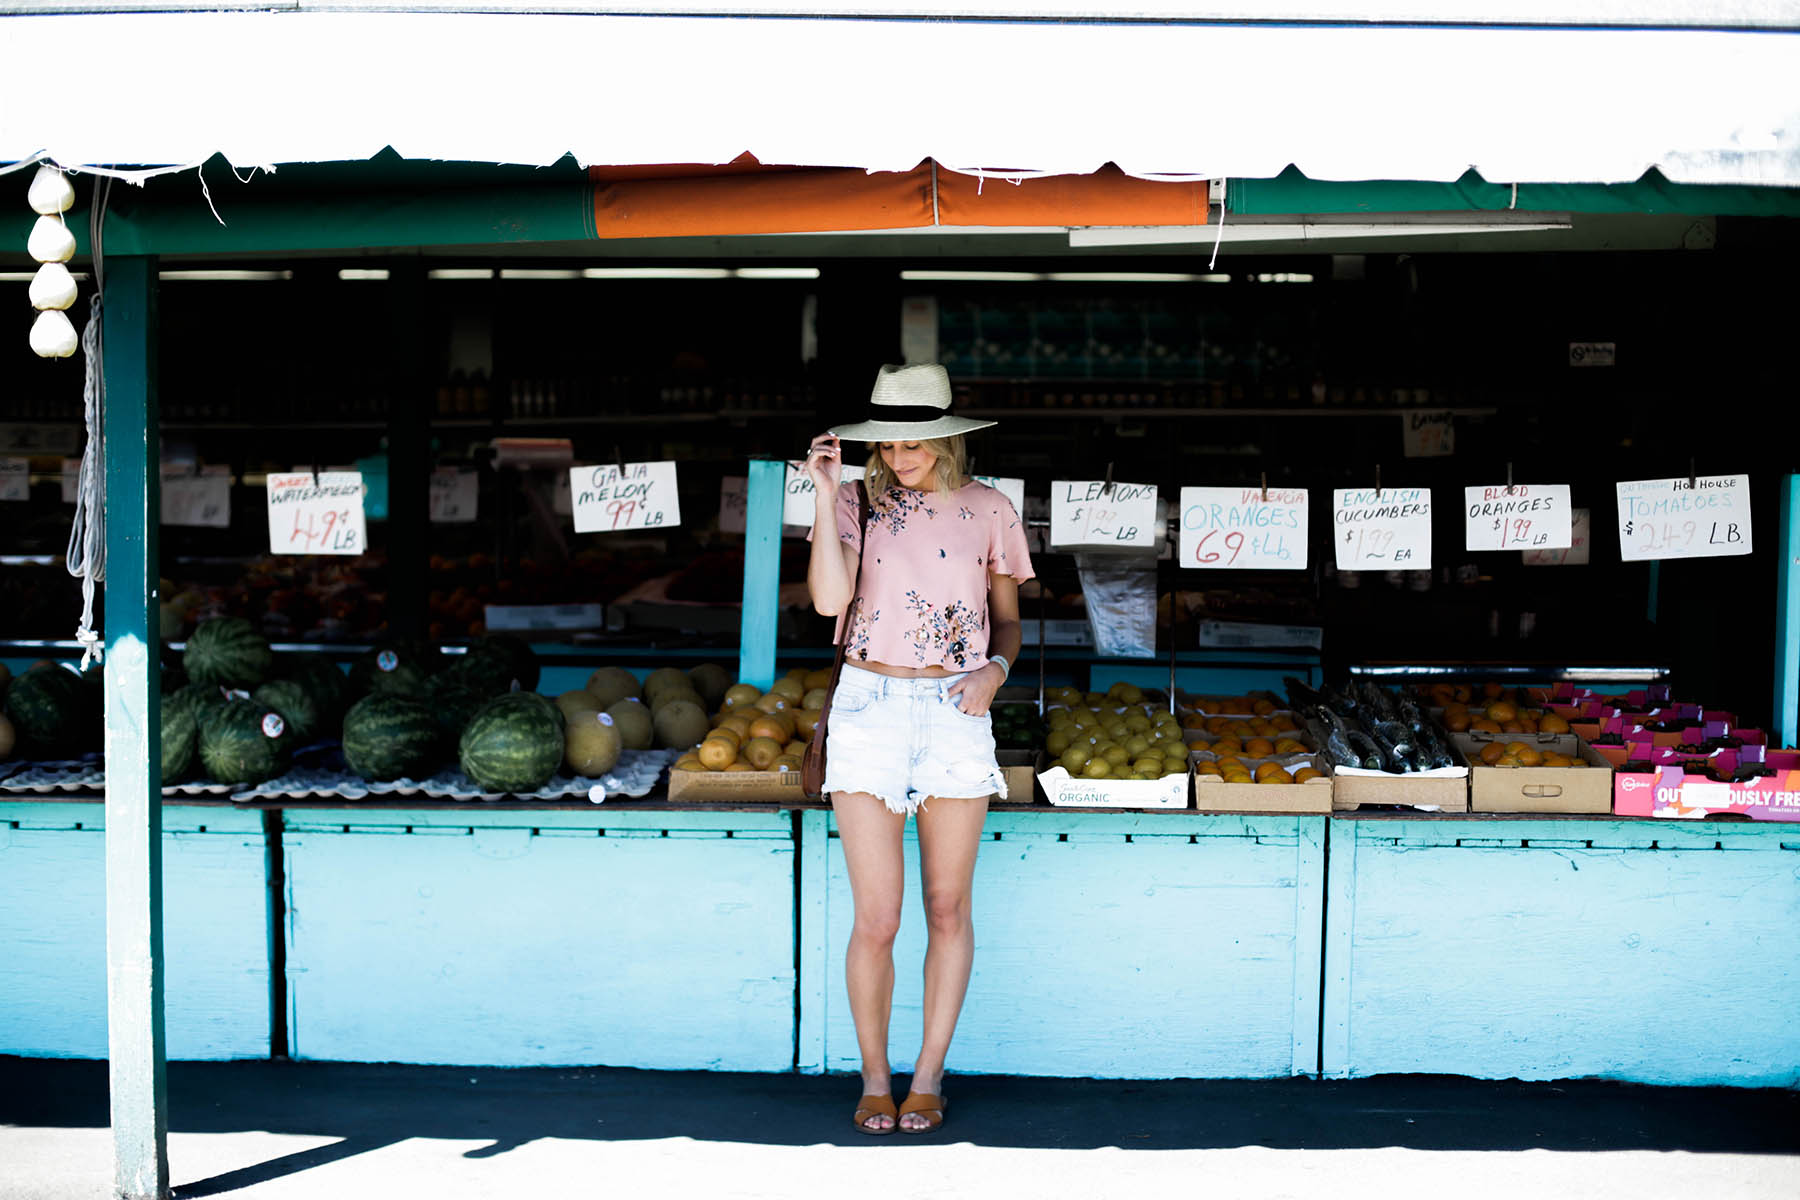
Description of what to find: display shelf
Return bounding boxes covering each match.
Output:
[960,406,1497,420]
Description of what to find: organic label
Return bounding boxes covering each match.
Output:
[1178,486,1308,569]
[973,475,1027,516]
[1333,487,1431,571]
[163,466,231,528]
[1615,475,1752,561]
[428,467,478,524]
[783,463,866,528]
[266,471,366,556]
[1401,411,1455,458]
[0,457,29,501]
[1050,480,1158,549]
[1464,484,1571,551]
[1523,508,1592,566]
[569,461,680,533]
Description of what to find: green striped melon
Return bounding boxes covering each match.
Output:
[184,617,273,689]
[253,679,323,745]
[423,668,496,743]
[160,700,198,782]
[472,634,539,692]
[278,655,354,726]
[459,692,563,794]
[3,664,88,759]
[341,693,442,782]
[349,641,441,700]
[198,699,293,785]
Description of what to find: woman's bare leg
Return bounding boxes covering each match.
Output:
[905,793,988,1127]
[832,791,908,1131]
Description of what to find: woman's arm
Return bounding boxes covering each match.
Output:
[803,433,860,617]
[945,571,1021,716]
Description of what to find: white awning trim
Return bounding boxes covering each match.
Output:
[2,12,1798,187]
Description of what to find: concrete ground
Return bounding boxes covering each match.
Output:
[3,1057,1797,1200]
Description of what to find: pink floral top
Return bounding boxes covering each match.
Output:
[810,480,1034,672]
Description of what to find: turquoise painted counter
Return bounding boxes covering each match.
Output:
[0,802,271,1060]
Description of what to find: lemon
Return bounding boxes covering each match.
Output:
[1102,745,1131,767]
[1124,713,1153,733]
[1060,745,1092,772]
[1124,734,1151,757]
[1132,756,1164,776]
[1083,758,1112,779]
[1045,730,1073,757]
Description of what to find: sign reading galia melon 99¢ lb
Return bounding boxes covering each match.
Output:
[1615,475,1753,561]
[1050,480,1157,549]
[570,461,680,533]
[1179,486,1309,569]
[1464,484,1571,551]
[266,472,366,555]
[782,462,866,528]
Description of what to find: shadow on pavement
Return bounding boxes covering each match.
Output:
[5,1055,1798,1194]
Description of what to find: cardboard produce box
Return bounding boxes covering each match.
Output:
[667,764,808,804]
[1330,762,1470,812]
[1191,752,1332,814]
[1037,752,1189,810]
[1453,733,1614,814]
[996,749,1040,805]
[1613,748,1800,821]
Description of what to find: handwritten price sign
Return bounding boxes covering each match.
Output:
[267,472,366,555]
[1616,475,1752,562]
[0,457,27,502]
[428,467,479,524]
[1179,486,1308,569]
[1524,508,1592,566]
[570,461,680,534]
[1401,411,1456,458]
[1050,480,1158,549]
[164,465,232,528]
[1464,484,1571,551]
[1333,487,1431,571]
[782,462,866,529]
[973,475,1027,516]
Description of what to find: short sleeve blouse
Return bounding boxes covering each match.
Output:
[810,480,1034,673]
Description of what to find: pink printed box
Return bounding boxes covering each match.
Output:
[1613,747,1800,822]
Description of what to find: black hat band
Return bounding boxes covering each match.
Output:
[864,403,953,424]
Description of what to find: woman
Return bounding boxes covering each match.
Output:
[804,362,1033,1136]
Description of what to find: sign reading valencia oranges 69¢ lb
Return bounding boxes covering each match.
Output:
[1615,474,1753,561]
[1179,486,1309,569]
[1050,480,1158,549]
[570,461,680,533]
[266,471,366,555]
[1463,484,1571,551]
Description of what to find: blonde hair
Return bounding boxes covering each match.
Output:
[863,435,968,508]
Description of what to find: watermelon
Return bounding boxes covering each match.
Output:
[475,634,540,692]
[253,679,324,745]
[198,699,293,785]
[423,669,494,742]
[3,664,88,759]
[167,680,232,723]
[341,693,442,781]
[278,655,354,727]
[184,617,273,689]
[459,692,564,794]
[160,700,198,782]
[349,641,441,700]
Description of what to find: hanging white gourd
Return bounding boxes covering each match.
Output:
[29,262,78,311]
[28,214,76,263]
[30,309,79,358]
[27,165,75,215]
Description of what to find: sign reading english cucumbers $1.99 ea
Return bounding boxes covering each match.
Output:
[1464,483,1571,552]
[1333,487,1430,571]
[1615,474,1752,561]
[1179,486,1309,569]
[570,461,680,533]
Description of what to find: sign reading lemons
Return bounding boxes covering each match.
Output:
[570,461,680,533]
[1615,475,1752,561]
[1051,479,1157,549]
[1333,487,1430,570]
[1179,486,1308,569]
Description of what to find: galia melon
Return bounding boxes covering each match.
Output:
[565,710,623,777]
[585,666,641,707]
[642,667,691,704]
[605,699,653,750]
[686,662,732,710]
[652,698,709,750]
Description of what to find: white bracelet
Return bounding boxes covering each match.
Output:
[989,654,1011,681]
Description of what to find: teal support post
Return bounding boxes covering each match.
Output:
[739,458,786,691]
[796,809,831,1074]
[1776,474,1800,747]
[1289,816,1327,1076]
[1320,816,1356,1078]
[100,256,170,1200]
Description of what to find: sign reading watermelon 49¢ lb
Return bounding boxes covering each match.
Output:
[1179,486,1309,569]
[1464,484,1571,551]
[266,472,366,555]
[570,461,680,533]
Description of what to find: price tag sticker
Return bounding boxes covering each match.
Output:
[782,462,865,528]
[164,465,232,528]
[973,475,1026,515]
[1464,483,1571,552]
[0,457,27,502]
[1401,411,1456,458]
[428,467,479,524]
[1524,508,1592,565]
[1178,486,1308,569]
[570,461,680,534]
[1051,480,1158,549]
[718,475,748,534]
[1332,487,1431,571]
[267,471,366,555]
[1615,475,1752,561]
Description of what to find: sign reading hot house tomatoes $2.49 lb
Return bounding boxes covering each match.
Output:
[266,472,367,555]
[1615,474,1752,561]
[1179,486,1309,569]
[1464,483,1571,552]
[570,461,680,533]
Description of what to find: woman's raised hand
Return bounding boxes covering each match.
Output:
[804,433,842,493]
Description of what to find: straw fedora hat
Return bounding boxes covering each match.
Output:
[827,363,997,442]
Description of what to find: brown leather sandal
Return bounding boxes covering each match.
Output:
[852,1094,898,1135]
[897,1091,947,1134]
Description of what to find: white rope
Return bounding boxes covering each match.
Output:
[67,292,106,669]
[1209,182,1227,270]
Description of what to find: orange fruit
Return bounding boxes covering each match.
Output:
[1486,701,1518,722]
[1540,713,1571,734]
[719,713,754,739]
[1252,699,1276,717]
[1478,742,1506,765]
[698,738,738,771]
[783,739,807,758]
[743,736,783,769]
[1293,767,1324,783]
[1271,715,1299,733]
[747,715,789,743]
[1444,710,1472,732]
[724,761,756,772]
[1195,762,1222,776]
[1501,720,1527,734]
[1215,756,1246,772]
[1254,762,1289,782]
[1471,718,1502,735]
[1507,742,1543,767]
[753,692,791,714]
[1245,737,1276,758]
[792,708,822,737]
[1274,738,1305,754]
[1483,683,1507,700]
[706,727,741,748]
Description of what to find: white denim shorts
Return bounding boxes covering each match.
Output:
[822,663,1008,815]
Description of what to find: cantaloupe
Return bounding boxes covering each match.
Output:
[585,667,641,707]
[651,698,709,750]
[649,685,704,714]
[556,690,601,721]
[606,699,654,750]
[686,663,733,710]
[642,667,691,704]
[565,710,623,777]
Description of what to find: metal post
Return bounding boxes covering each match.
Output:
[102,255,170,1200]
[1776,474,1800,748]
[385,263,430,641]
[739,458,786,690]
